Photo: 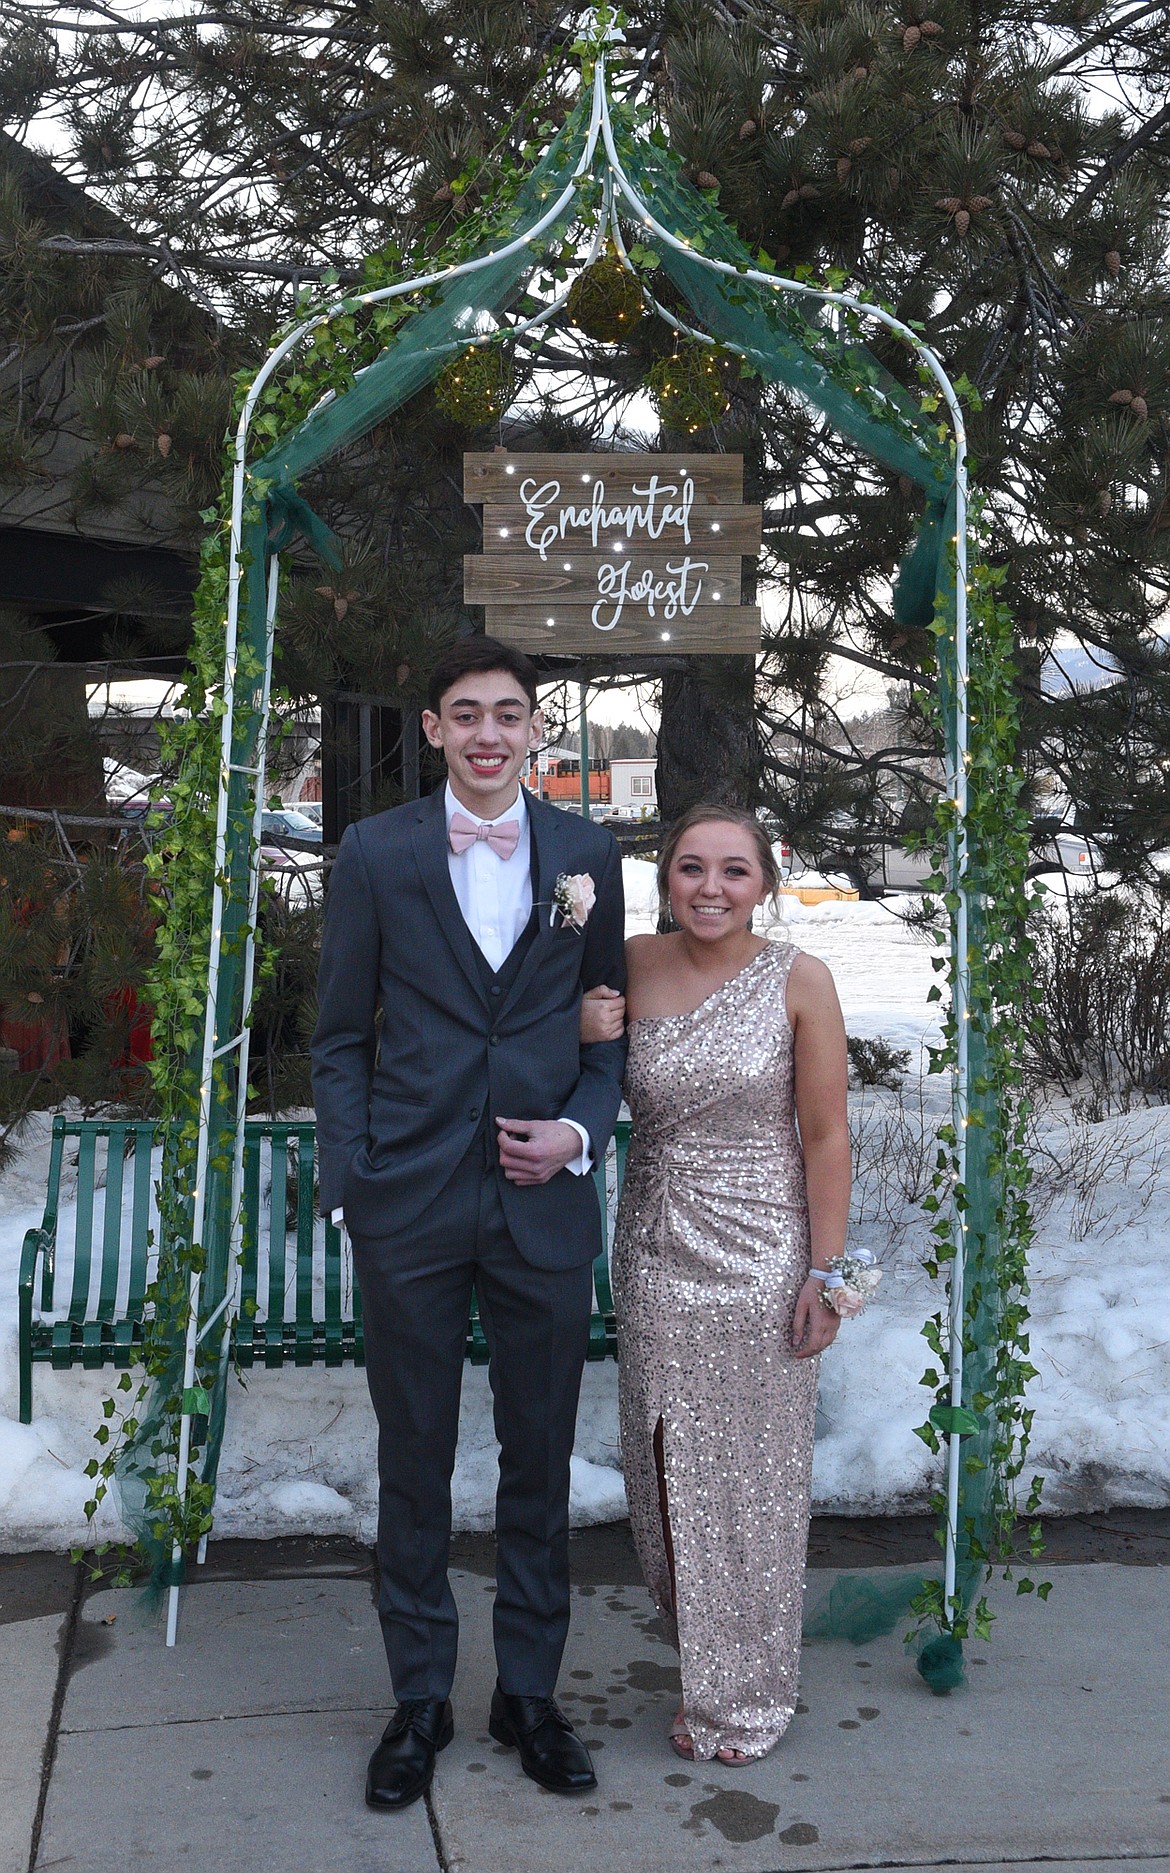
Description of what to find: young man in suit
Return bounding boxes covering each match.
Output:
[311,636,627,1810]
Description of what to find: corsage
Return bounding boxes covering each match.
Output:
[808,1249,882,1317]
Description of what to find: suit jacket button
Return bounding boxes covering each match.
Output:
[468,1106,480,1120]
[489,1034,499,1046]
[489,985,502,997]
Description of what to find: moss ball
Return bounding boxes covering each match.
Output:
[645,340,738,433]
[567,252,644,343]
[433,345,516,426]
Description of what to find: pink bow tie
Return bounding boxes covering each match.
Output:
[448,811,521,859]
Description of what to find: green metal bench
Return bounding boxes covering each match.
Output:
[18,1114,628,1423]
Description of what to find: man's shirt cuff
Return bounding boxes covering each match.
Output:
[559,1117,593,1176]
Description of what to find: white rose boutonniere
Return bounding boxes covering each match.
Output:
[551,872,596,932]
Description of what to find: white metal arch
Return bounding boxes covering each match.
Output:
[168,15,972,1645]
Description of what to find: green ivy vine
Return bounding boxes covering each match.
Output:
[911,516,1046,1645]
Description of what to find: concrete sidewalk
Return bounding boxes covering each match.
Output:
[3,1520,1168,1873]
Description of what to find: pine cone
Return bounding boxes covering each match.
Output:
[1105,249,1121,275]
[920,19,943,33]
[739,118,757,139]
[935,196,962,213]
[851,64,869,80]
[799,182,819,200]
[837,156,853,182]
[1003,130,1027,150]
[396,662,411,687]
[781,188,802,210]
[969,195,994,212]
[1095,490,1113,515]
[903,24,921,49]
[1108,388,1134,404]
[155,433,172,457]
[113,433,136,450]
[1131,395,1149,421]
[953,208,971,234]
[1026,140,1051,159]
[848,136,873,154]
[696,170,720,190]
[432,182,453,203]
[142,355,166,370]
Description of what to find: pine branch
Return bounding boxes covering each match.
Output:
[1068,98,1170,213]
[36,233,361,284]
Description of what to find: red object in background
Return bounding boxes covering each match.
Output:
[107,986,154,1067]
[1,1004,70,1072]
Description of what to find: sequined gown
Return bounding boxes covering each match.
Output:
[612,940,818,1762]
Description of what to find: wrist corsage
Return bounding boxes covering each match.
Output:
[808,1250,882,1317]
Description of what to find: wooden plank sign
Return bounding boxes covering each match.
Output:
[462,451,761,655]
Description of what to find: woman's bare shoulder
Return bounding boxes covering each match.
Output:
[625,931,674,985]
[786,949,840,1013]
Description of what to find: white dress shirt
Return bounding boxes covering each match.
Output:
[443,783,591,1175]
[331,784,591,1220]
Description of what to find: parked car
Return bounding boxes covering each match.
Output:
[1033,830,1105,875]
[260,807,322,845]
[289,800,323,826]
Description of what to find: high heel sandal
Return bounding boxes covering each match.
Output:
[669,1705,695,1760]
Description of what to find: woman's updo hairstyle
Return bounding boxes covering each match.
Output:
[656,803,783,930]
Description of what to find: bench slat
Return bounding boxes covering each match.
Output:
[69,1131,98,1322]
[294,1130,316,1366]
[238,1134,261,1368]
[323,1217,343,1367]
[97,1125,127,1323]
[265,1141,288,1368]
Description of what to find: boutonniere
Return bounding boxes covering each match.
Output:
[549,872,596,932]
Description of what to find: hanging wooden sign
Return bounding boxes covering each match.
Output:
[463,451,762,654]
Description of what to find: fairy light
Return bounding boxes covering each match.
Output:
[505,464,515,474]
[661,631,671,640]
[499,527,510,537]
[546,616,555,627]
[563,561,572,571]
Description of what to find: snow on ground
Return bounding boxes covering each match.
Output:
[1,879,1168,1552]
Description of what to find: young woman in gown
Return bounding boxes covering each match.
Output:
[579,804,850,1765]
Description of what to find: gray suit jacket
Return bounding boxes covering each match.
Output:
[310,788,627,1269]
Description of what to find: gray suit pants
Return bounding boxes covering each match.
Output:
[350,1133,593,1701]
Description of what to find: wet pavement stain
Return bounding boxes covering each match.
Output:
[610,1800,633,1811]
[190,1769,213,1781]
[625,1658,683,1694]
[858,1706,880,1720]
[664,1773,692,1787]
[570,1668,593,1679]
[685,1789,781,1843]
[839,1718,861,1729]
[779,1821,820,1845]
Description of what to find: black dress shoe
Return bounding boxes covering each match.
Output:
[366,1698,454,1810]
[488,1685,597,1793]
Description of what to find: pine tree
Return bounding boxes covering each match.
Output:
[0,0,1167,870]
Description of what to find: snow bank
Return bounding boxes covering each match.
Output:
[2,892,1168,1552]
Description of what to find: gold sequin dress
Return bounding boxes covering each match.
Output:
[612,940,818,1761]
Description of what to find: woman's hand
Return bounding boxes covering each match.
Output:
[791,1277,842,1358]
[580,984,626,1044]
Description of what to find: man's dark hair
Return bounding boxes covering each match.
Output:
[427,635,540,715]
